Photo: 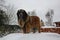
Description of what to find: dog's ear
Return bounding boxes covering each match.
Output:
[17,10,20,20]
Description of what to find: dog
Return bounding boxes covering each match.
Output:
[17,9,41,33]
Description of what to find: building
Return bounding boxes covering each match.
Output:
[54,22,60,27]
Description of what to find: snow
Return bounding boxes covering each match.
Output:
[0,32,60,40]
[42,26,60,28]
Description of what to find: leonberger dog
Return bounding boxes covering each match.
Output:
[17,9,41,33]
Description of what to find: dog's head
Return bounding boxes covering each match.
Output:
[17,9,28,27]
[17,9,28,21]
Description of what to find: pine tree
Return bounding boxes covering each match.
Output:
[0,10,8,25]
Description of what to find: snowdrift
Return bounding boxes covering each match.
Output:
[0,32,60,40]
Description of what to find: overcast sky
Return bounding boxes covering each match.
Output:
[6,0,60,25]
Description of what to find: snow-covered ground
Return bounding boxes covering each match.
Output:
[0,32,60,40]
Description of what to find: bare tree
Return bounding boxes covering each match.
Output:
[0,0,16,25]
[6,4,16,25]
[31,10,37,16]
[28,10,37,16]
[45,9,54,26]
[0,10,8,25]
[0,0,8,25]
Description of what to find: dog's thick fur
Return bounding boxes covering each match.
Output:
[17,9,41,33]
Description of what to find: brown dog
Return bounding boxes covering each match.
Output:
[17,9,41,33]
